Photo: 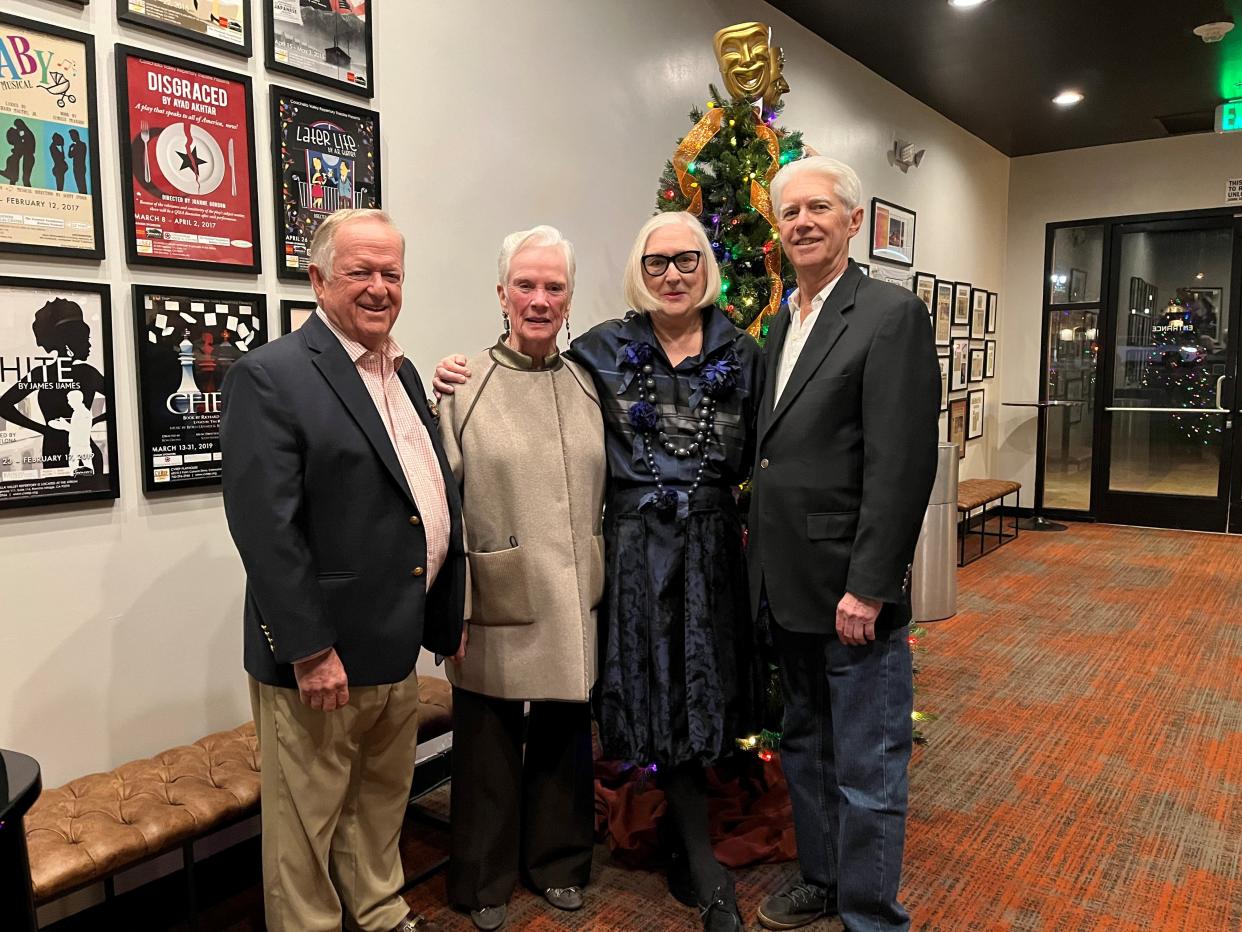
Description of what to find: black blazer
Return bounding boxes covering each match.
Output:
[221,312,465,689]
[748,261,940,634]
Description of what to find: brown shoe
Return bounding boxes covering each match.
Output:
[393,915,442,932]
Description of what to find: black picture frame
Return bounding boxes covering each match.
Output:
[856,262,870,276]
[947,396,967,459]
[265,0,374,99]
[937,353,949,413]
[986,291,999,333]
[950,337,970,391]
[117,0,253,57]
[115,44,262,274]
[970,287,988,338]
[132,283,267,492]
[967,388,985,440]
[985,339,996,378]
[869,197,915,267]
[914,271,936,312]
[969,346,985,383]
[0,276,120,509]
[0,14,105,260]
[932,279,953,346]
[953,282,971,326]
[270,85,382,281]
[280,299,317,333]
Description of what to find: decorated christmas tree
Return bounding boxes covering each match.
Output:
[1146,296,1225,446]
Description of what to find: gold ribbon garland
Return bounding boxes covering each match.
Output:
[672,107,725,216]
[747,120,784,338]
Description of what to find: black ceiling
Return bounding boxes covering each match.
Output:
[768,0,1242,156]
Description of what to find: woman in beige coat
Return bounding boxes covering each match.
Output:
[438,225,606,931]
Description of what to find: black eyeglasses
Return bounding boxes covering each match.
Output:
[641,250,702,276]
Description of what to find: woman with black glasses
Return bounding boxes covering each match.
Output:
[437,211,765,931]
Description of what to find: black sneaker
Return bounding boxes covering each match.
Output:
[756,880,833,930]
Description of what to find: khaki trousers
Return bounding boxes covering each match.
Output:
[249,670,420,932]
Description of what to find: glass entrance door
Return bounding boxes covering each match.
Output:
[1098,218,1240,530]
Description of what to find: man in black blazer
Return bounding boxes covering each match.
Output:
[222,210,463,932]
[750,158,939,931]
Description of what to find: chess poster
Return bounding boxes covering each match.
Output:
[266,0,373,98]
[0,15,104,259]
[132,284,266,492]
[118,0,253,57]
[116,47,261,273]
[272,87,380,280]
[0,277,119,509]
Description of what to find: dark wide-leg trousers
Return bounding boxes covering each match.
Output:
[447,686,595,910]
[772,620,914,932]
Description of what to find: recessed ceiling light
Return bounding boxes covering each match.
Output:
[1053,90,1085,107]
[948,0,990,7]
[1196,272,1205,280]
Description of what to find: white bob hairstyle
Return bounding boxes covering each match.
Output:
[622,212,723,313]
[497,225,576,294]
[770,155,863,217]
[308,208,405,279]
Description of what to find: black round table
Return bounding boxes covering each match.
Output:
[1,749,42,932]
[1002,400,1084,532]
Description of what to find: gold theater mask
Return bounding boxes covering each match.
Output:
[713,22,789,108]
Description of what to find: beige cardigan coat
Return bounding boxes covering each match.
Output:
[438,340,606,701]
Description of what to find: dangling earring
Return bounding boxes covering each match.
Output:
[565,317,572,345]
[503,312,511,336]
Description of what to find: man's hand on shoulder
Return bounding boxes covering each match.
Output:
[293,648,350,711]
[432,354,470,397]
[836,592,883,646]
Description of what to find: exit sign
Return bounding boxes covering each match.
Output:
[1215,100,1242,132]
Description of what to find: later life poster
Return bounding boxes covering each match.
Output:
[0,15,104,259]
[116,46,261,273]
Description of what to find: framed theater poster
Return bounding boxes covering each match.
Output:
[869,197,915,267]
[985,339,996,378]
[986,291,999,333]
[0,276,119,509]
[914,271,935,311]
[933,279,952,346]
[116,45,261,273]
[947,396,967,459]
[937,353,949,413]
[970,287,987,337]
[953,282,971,326]
[132,284,266,492]
[950,337,969,391]
[967,389,985,440]
[271,86,381,280]
[266,0,373,98]
[0,15,104,260]
[118,0,252,58]
[969,346,985,382]
[280,299,316,333]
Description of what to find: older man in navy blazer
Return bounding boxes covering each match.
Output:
[749,158,939,931]
[222,209,463,932]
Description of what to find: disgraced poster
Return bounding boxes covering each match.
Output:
[116,46,261,273]
[272,86,379,279]
[267,0,373,98]
[133,285,266,492]
[0,16,104,259]
[118,0,253,57]
[0,277,119,509]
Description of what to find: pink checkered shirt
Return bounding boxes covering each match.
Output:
[317,308,450,586]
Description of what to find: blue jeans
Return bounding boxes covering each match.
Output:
[772,620,914,931]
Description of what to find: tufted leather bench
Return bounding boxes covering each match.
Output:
[956,478,1021,566]
[24,676,453,918]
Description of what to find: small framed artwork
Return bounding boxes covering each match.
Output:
[937,353,949,412]
[970,287,988,337]
[869,263,913,289]
[0,14,105,260]
[271,85,382,280]
[950,337,970,391]
[933,280,953,346]
[969,346,985,382]
[986,291,999,333]
[280,299,316,333]
[117,0,252,57]
[0,276,120,509]
[953,282,971,326]
[967,389,985,440]
[857,262,870,276]
[266,0,374,99]
[948,396,967,459]
[914,272,936,311]
[870,197,915,267]
[116,45,262,273]
[132,284,268,492]
[985,339,996,378]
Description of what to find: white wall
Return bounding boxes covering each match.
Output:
[1000,131,1242,497]
[0,0,1009,788]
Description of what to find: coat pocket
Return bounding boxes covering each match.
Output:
[468,545,536,626]
[588,533,605,609]
[806,511,859,540]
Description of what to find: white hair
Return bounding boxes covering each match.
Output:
[771,155,863,215]
[622,212,723,313]
[308,208,405,279]
[497,225,576,293]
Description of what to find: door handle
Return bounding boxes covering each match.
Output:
[1216,375,1227,411]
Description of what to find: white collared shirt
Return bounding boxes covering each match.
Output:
[774,272,843,405]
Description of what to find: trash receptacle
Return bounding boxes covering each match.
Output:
[911,442,958,622]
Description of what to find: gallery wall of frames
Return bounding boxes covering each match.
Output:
[0,0,379,511]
